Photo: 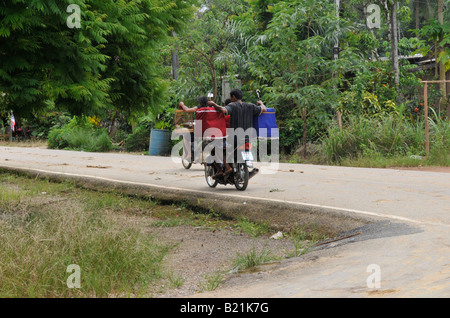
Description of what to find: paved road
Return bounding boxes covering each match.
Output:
[0,146,449,297]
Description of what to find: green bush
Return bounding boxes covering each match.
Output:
[48,116,113,152]
[125,117,153,152]
[28,111,71,139]
[48,128,69,149]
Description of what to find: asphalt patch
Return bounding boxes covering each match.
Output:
[312,220,423,251]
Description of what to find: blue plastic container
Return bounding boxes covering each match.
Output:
[149,129,170,156]
[253,108,279,138]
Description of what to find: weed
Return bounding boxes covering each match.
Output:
[231,247,278,271]
[200,272,225,292]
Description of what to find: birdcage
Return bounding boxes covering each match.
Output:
[174,110,194,134]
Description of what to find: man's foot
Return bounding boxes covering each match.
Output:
[224,166,233,175]
[212,171,224,179]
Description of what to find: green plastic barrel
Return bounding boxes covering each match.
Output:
[149,129,170,156]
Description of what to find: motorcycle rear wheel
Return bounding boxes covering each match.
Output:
[234,163,249,191]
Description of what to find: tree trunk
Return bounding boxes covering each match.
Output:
[383,1,392,42]
[437,0,448,115]
[415,0,420,29]
[426,0,434,21]
[391,2,400,88]
[301,107,308,157]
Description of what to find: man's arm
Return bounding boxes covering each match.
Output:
[257,100,267,114]
[178,102,197,113]
[207,101,228,114]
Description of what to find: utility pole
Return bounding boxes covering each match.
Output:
[171,31,179,80]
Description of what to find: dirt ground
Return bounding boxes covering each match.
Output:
[147,225,298,298]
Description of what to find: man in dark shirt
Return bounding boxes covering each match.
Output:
[208,89,267,164]
[208,88,266,139]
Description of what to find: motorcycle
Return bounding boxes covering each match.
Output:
[204,140,258,191]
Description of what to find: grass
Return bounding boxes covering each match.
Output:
[200,272,225,292]
[0,172,321,297]
[0,139,47,148]
[283,114,450,168]
[234,217,272,237]
[0,174,172,297]
[231,247,277,272]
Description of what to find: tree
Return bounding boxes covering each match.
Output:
[437,0,447,113]
[0,0,111,118]
[375,0,402,88]
[174,0,249,103]
[98,0,197,121]
[0,0,197,120]
[248,0,357,154]
[414,17,450,115]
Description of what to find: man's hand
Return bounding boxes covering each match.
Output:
[208,101,227,114]
[257,100,267,112]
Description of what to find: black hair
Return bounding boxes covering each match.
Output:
[230,89,243,100]
[198,96,208,107]
[224,98,231,105]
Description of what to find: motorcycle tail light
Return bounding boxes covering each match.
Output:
[238,143,252,150]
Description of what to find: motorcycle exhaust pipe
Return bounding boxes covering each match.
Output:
[249,168,259,179]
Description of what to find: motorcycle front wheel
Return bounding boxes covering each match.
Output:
[182,158,192,169]
[234,163,249,191]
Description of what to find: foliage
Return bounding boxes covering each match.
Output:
[319,113,449,166]
[28,110,72,139]
[125,116,153,152]
[1,0,448,160]
[413,19,450,71]
[48,115,113,152]
[0,0,197,119]
[337,60,422,119]
[173,0,251,104]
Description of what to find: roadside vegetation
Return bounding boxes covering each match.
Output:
[0,172,325,297]
[1,0,449,168]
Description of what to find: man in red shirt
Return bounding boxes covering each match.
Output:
[179,96,232,178]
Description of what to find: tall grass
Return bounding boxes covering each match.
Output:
[319,114,450,166]
[427,110,450,166]
[0,175,171,297]
[64,128,113,152]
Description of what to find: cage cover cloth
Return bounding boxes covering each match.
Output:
[195,107,227,139]
[253,108,278,138]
